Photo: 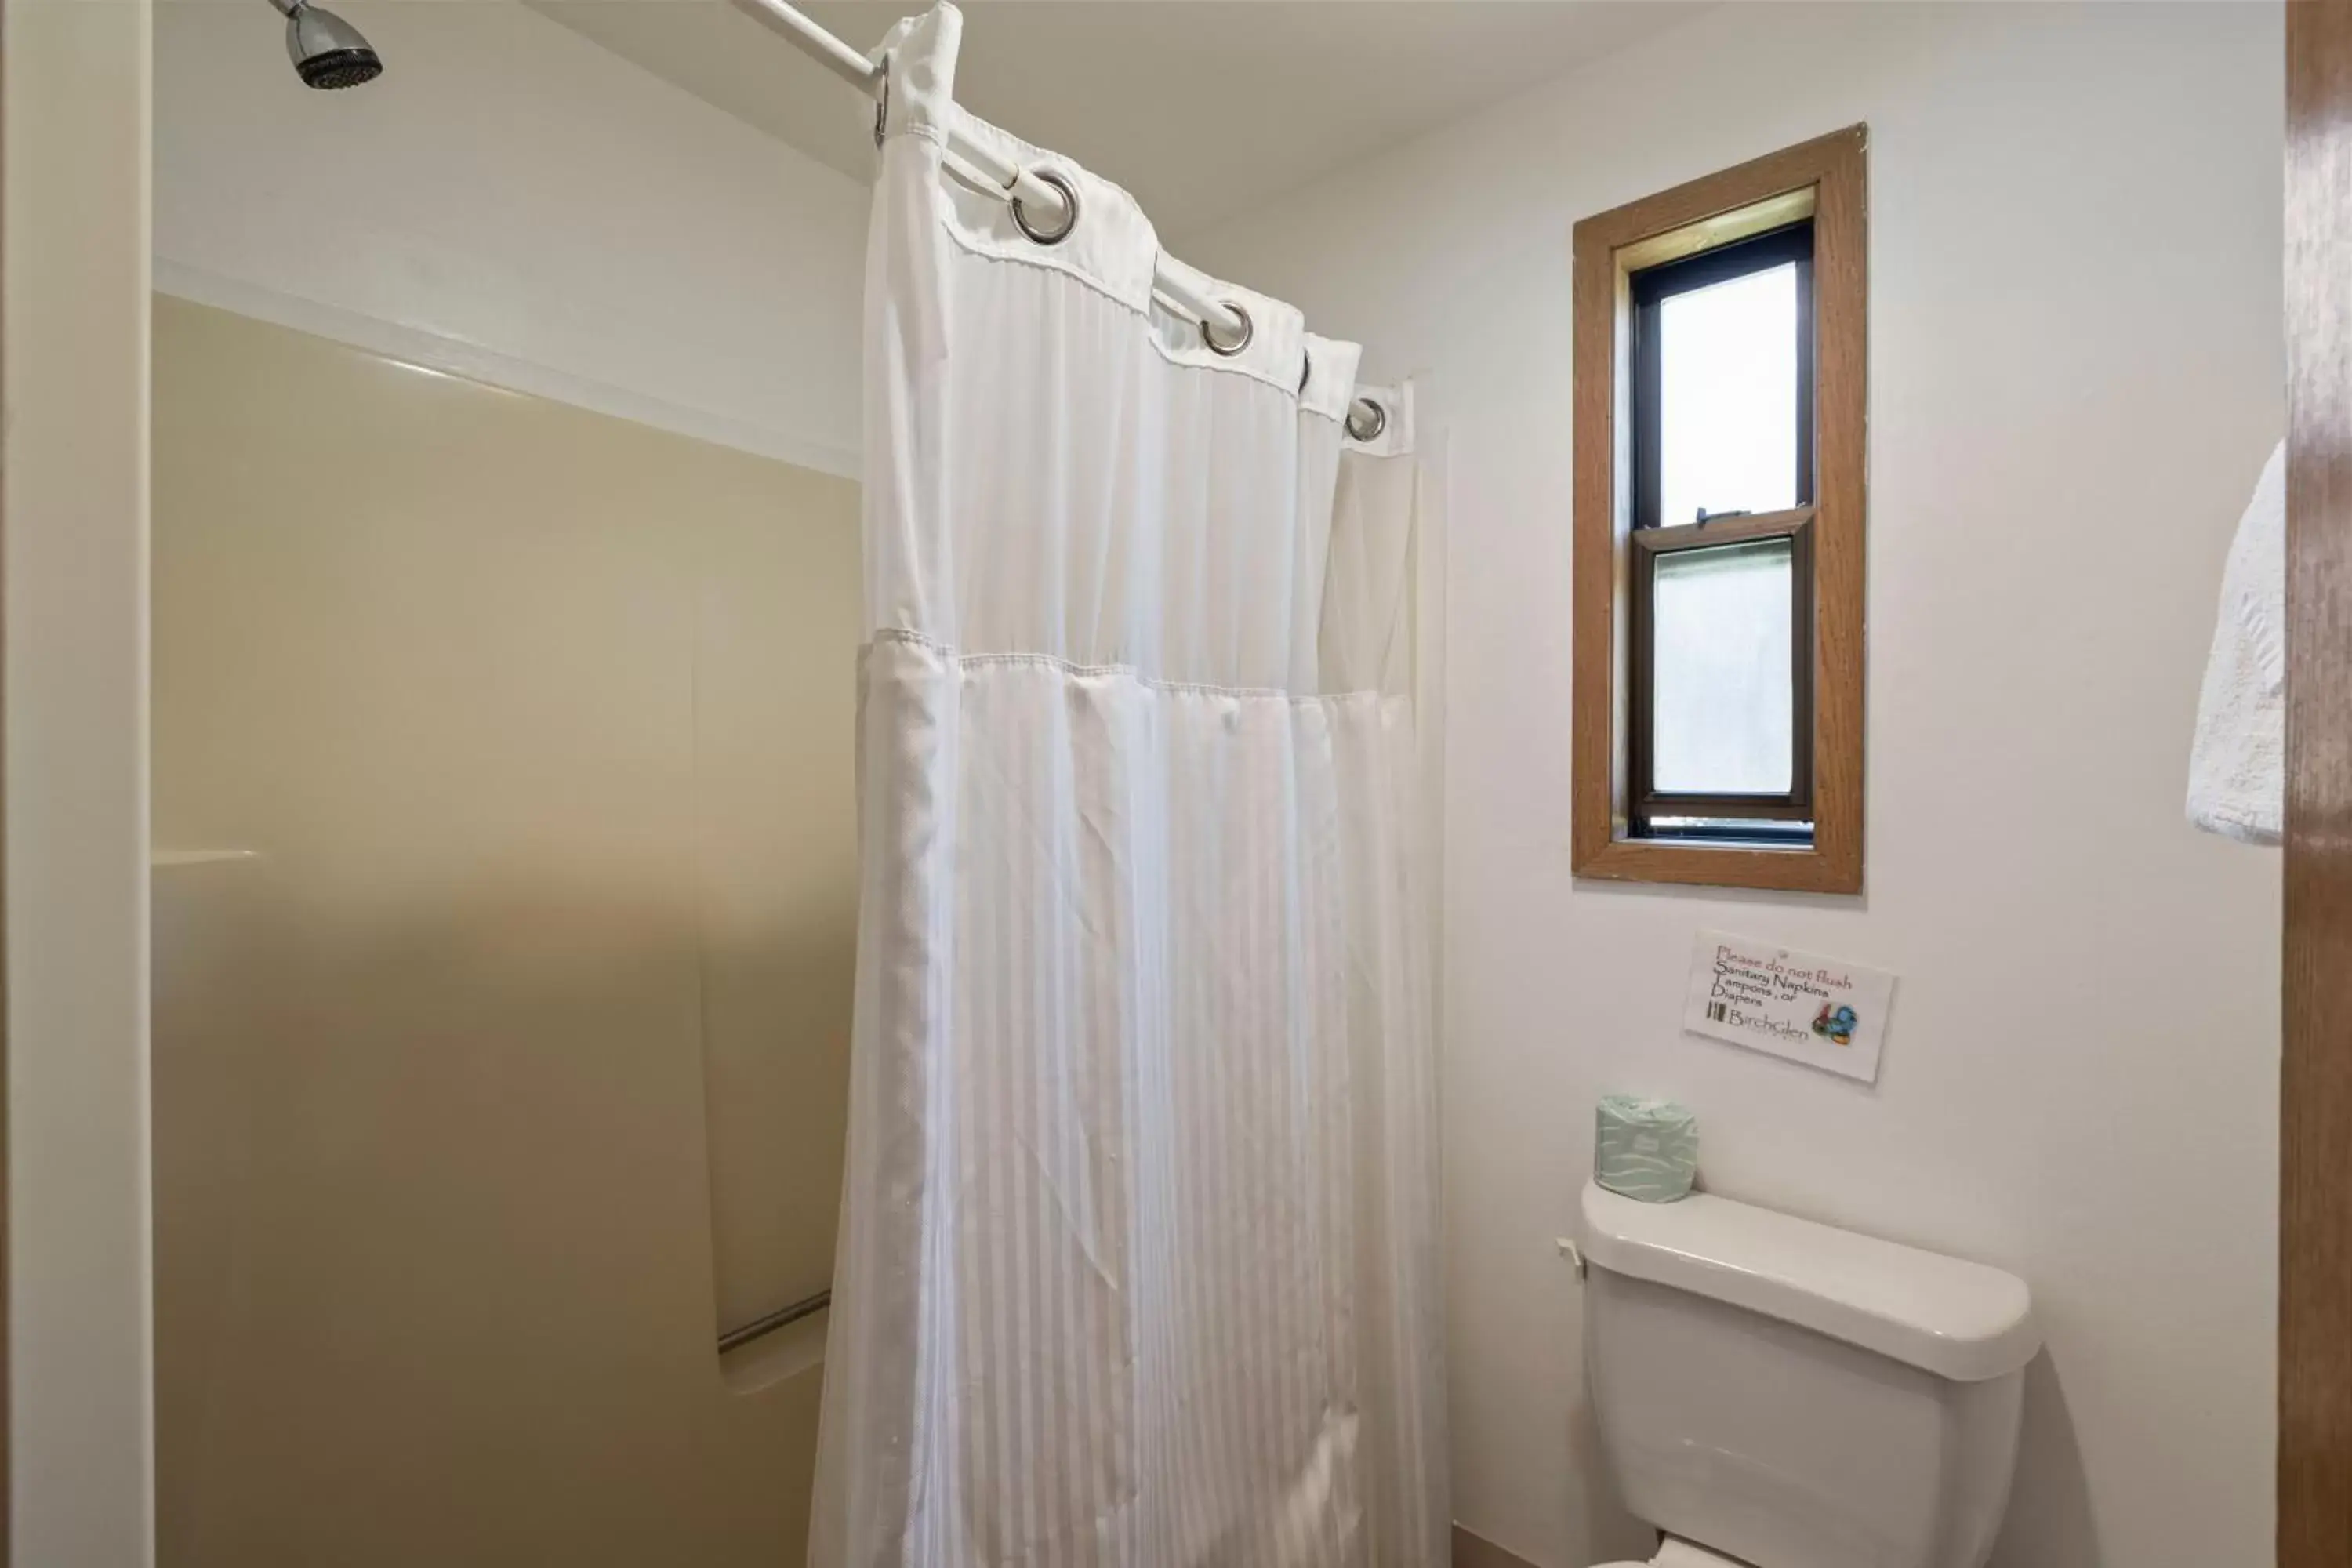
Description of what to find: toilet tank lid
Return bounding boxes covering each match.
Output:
[1581,1181,2039,1381]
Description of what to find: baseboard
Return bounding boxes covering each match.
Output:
[1453,1522,1542,1568]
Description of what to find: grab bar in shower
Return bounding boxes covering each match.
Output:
[717,1287,832,1355]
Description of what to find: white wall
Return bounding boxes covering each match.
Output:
[5,0,156,1560]
[1184,5,2283,1566]
[154,0,868,477]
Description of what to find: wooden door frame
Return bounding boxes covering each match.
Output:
[2282,1,2352,1561]
[1,0,11,1545]
[2,0,13,1546]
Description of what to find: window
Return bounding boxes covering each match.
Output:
[1629,223,1814,840]
[1572,128,1866,892]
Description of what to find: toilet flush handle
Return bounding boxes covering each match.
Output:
[1556,1236,1587,1281]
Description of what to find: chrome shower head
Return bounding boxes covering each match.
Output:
[267,0,382,89]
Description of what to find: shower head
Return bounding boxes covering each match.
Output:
[267,0,382,89]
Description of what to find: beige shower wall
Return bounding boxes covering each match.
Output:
[151,294,860,1566]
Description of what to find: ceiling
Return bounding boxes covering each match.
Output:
[529,0,1706,238]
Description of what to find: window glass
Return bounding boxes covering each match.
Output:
[1657,263,1800,528]
[1651,535,1794,794]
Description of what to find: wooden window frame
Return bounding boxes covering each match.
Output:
[1572,125,1867,893]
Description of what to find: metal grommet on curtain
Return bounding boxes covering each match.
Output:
[1200,302,1254,357]
[1346,398,1388,444]
[1010,169,1080,246]
[872,57,889,149]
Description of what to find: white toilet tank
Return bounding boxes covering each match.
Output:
[1581,1181,2040,1568]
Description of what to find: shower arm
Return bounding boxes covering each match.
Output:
[730,0,1388,437]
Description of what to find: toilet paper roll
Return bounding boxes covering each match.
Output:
[1594,1095,1698,1203]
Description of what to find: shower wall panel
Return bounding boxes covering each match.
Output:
[151,294,858,1567]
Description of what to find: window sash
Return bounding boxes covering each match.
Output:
[1627,507,1816,830]
[1629,220,1817,533]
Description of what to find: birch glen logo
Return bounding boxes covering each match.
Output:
[1813,1003,1860,1046]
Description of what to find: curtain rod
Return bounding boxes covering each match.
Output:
[732,0,1388,435]
[732,0,1241,342]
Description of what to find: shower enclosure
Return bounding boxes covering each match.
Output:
[150,294,859,1566]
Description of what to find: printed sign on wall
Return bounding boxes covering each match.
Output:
[1683,930,1897,1084]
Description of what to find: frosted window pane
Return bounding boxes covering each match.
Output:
[1657,263,1798,528]
[1651,536,1793,794]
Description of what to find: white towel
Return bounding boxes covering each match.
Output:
[2187,440,2285,845]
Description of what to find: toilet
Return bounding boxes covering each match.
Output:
[1580,1179,2041,1568]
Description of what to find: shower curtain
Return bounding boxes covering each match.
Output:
[813,7,1446,1563]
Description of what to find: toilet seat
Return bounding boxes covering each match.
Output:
[1592,1538,1750,1568]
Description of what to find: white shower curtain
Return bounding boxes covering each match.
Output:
[813,8,1446,1563]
